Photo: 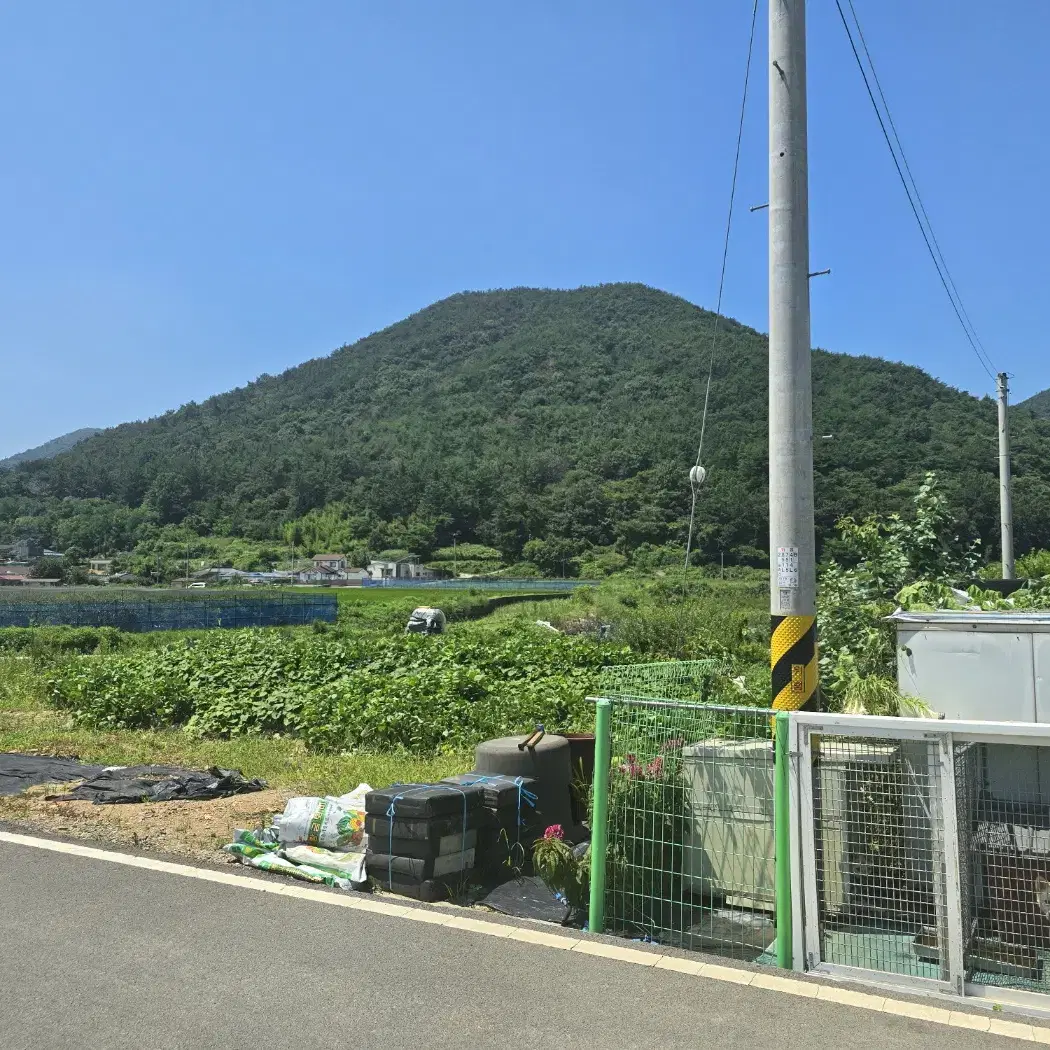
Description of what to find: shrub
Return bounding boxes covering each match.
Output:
[0,626,128,662]
[1017,549,1050,578]
[818,472,982,708]
[46,624,634,753]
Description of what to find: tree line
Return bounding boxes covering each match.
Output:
[3,284,1049,575]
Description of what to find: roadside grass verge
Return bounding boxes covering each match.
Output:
[0,655,50,711]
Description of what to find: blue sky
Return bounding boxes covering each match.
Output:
[1,1,1046,458]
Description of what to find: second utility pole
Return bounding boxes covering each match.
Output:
[768,0,819,711]
[997,372,1015,579]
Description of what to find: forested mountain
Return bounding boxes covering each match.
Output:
[3,284,1050,568]
[1019,388,1050,419]
[0,428,100,470]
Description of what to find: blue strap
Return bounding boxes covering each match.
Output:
[385,791,406,887]
[383,777,539,884]
[455,773,536,851]
[384,783,470,885]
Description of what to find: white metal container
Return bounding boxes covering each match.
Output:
[893,611,1050,803]
[893,610,1050,723]
[682,739,777,908]
[681,737,901,914]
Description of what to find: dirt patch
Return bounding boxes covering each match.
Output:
[0,784,292,863]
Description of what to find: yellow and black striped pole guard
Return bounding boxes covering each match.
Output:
[771,614,819,711]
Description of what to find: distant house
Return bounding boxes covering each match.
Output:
[312,554,348,572]
[7,539,42,563]
[296,565,368,586]
[0,568,59,587]
[367,555,435,581]
[89,558,114,576]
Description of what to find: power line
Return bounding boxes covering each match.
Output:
[834,0,998,382]
[683,0,760,573]
[843,0,996,379]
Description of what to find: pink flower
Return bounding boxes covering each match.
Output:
[645,756,665,779]
[618,753,644,779]
[661,738,685,754]
[544,824,565,840]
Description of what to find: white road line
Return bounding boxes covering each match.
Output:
[0,829,1041,1042]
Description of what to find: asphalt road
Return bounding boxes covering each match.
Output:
[0,836,1033,1050]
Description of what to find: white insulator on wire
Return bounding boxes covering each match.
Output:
[689,465,707,488]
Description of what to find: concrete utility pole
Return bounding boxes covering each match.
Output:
[768,0,819,711]
[997,372,1015,579]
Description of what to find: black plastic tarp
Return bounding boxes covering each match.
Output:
[0,754,106,797]
[478,875,571,924]
[51,765,267,804]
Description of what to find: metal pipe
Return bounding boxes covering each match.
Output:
[997,372,1015,579]
[775,711,793,968]
[587,698,612,934]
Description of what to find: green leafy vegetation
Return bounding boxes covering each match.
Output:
[532,826,590,917]
[1019,387,1050,420]
[0,576,772,776]
[425,543,505,577]
[4,284,1049,577]
[0,686,468,795]
[816,473,980,708]
[816,472,1050,714]
[44,624,633,753]
[897,578,1050,612]
[1016,548,1050,578]
[482,575,771,703]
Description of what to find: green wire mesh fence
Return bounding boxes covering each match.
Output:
[598,660,721,704]
[595,676,780,963]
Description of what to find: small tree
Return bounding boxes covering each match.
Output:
[63,545,85,565]
[64,564,90,585]
[521,538,580,578]
[818,473,979,707]
[29,557,65,580]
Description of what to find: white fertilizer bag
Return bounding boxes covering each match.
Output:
[275,784,371,851]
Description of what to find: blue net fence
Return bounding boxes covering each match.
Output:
[0,589,338,631]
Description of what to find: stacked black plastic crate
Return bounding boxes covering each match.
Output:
[441,773,540,875]
[364,783,484,901]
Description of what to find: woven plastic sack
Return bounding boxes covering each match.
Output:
[283,843,367,885]
[276,784,371,850]
[230,850,351,888]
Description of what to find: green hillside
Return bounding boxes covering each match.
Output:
[1019,388,1050,419]
[0,427,101,470]
[2,284,1050,568]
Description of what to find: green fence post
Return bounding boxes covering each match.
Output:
[774,711,793,969]
[588,698,612,934]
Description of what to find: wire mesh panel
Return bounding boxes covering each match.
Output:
[957,742,1050,994]
[603,696,778,962]
[598,661,720,704]
[0,589,338,630]
[795,715,1050,1008]
[810,733,947,982]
